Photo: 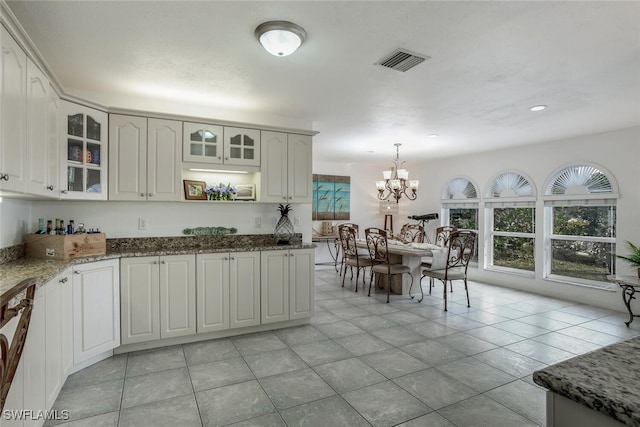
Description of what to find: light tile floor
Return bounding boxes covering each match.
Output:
[46,266,640,427]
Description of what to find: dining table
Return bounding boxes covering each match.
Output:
[355,239,439,295]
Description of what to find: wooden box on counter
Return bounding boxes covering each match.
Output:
[26,233,106,260]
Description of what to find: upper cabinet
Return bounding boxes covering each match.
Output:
[183,123,260,167]
[60,101,108,200]
[260,131,313,203]
[26,59,57,197]
[0,25,27,193]
[109,114,182,201]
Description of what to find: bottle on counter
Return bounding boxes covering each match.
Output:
[67,220,74,235]
[46,220,53,235]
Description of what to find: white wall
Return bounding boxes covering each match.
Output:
[336,126,640,310]
[27,200,312,242]
[0,198,31,247]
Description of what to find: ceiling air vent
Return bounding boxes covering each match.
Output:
[376,49,429,72]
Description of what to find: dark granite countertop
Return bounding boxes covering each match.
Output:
[533,336,640,426]
[1,234,315,306]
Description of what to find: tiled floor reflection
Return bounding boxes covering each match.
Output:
[46,266,640,427]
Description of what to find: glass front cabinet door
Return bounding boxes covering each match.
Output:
[224,127,260,167]
[183,122,224,164]
[60,101,108,199]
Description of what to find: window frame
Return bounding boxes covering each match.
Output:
[542,163,619,291]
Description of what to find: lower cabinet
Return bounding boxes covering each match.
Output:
[261,248,315,324]
[196,252,260,333]
[72,259,120,364]
[22,286,45,427]
[120,255,196,345]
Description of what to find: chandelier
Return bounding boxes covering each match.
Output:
[376,143,419,203]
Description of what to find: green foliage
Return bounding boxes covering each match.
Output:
[617,241,640,267]
[449,208,477,230]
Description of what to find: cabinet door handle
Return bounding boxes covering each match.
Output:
[153,261,158,264]
[282,196,287,200]
[0,173,9,181]
[47,185,54,191]
[59,277,68,283]
[74,270,81,274]
[148,193,153,197]
[61,190,68,194]
[230,257,236,261]
[223,257,228,260]
[161,260,166,264]
[141,193,145,197]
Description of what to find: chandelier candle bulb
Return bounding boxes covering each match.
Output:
[409,180,419,190]
[383,170,392,180]
[397,169,409,180]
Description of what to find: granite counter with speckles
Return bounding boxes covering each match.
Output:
[533,336,640,426]
[1,234,314,307]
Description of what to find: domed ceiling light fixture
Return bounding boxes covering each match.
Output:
[255,21,307,57]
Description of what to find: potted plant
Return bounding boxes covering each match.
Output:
[617,241,640,278]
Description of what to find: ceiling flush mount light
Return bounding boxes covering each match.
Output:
[376,143,419,203]
[529,105,547,112]
[255,21,307,57]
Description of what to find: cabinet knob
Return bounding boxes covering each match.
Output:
[141,193,145,197]
[161,260,166,264]
[59,277,68,283]
[148,193,153,197]
[61,190,68,194]
[153,261,158,264]
[47,185,54,191]
[74,270,81,274]
[218,156,222,160]
[0,173,9,181]
[223,257,228,260]
[225,157,229,161]
[230,257,236,261]
[282,196,287,200]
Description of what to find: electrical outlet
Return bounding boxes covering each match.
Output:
[255,217,262,228]
[138,217,147,230]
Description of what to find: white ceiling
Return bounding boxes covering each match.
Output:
[6,1,640,164]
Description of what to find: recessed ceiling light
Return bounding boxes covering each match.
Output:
[529,105,547,112]
[428,134,439,138]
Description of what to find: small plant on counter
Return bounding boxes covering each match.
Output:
[206,183,237,201]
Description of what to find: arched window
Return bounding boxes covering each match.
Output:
[543,164,618,288]
[485,172,536,274]
[441,177,480,230]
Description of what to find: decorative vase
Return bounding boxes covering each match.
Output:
[275,204,294,244]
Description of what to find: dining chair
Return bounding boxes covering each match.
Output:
[419,229,477,311]
[365,227,414,303]
[338,224,370,291]
[421,226,457,292]
[398,223,424,243]
[336,222,361,276]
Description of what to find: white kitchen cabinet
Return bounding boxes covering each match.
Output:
[60,267,73,377]
[183,123,260,167]
[22,287,45,427]
[229,252,261,328]
[25,59,54,197]
[46,86,60,198]
[289,247,315,320]
[120,255,195,345]
[44,269,71,410]
[224,127,260,167]
[160,255,196,338]
[261,250,290,324]
[120,256,160,345]
[260,131,312,203]
[196,251,261,333]
[261,248,314,324]
[60,101,108,200]
[0,25,27,193]
[72,259,120,364]
[109,115,182,201]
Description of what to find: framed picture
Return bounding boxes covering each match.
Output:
[183,180,207,200]
[235,184,256,200]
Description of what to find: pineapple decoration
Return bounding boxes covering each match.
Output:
[275,203,295,244]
